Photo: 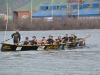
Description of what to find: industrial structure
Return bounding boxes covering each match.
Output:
[3,1,100,21]
[32,1,100,19]
[13,11,31,22]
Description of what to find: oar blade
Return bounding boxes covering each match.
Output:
[0,38,12,44]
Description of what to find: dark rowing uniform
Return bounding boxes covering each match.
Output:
[69,36,77,42]
[30,40,37,45]
[62,37,68,43]
[11,32,21,44]
[47,39,54,44]
[23,41,29,45]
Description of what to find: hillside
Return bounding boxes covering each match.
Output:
[16,0,66,12]
[0,0,99,13]
[14,0,100,13]
[0,0,30,13]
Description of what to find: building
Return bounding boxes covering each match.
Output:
[13,11,31,22]
[32,4,67,18]
[32,2,100,19]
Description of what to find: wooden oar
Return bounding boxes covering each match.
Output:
[64,34,91,44]
[85,34,91,39]
[1,38,12,44]
[83,34,91,40]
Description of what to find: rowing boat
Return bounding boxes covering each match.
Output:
[1,40,85,51]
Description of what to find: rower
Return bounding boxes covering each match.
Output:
[69,34,77,42]
[23,37,29,45]
[38,37,47,45]
[30,36,37,45]
[47,35,55,44]
[55,36,62,44]
[62,34,69,43]
[41,37,47,44]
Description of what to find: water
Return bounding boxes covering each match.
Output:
[0,29,100,75]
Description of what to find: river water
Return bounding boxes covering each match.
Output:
[0,29,100,75]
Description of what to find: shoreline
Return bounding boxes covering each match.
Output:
[0,18,100,31]
[0,28,99,31]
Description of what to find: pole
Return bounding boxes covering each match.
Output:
[52,0,53,19]
[4,0,8,42]
[6,1,8,24]
[99,0,100,14]
[78,0,79,19]
[31,0,32,23]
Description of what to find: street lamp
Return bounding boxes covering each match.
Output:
[52,0,53,19]
[4,0,8,41]
[31,0,33,23]
[78,0,80,19]
[99,0,100,14]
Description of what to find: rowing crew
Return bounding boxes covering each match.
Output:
[11,30,84,45]
[22,34,82,45]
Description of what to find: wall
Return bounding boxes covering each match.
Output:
[18,11,31,21]
[13,11,31,22]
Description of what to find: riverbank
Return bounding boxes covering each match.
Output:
[0,18,100,31]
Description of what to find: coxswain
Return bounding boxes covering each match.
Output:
[11,29,21,45]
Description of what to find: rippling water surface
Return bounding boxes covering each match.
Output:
[0,29,100,75]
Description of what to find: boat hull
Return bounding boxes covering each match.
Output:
[1,43,64,51]
[1,41,85,52]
